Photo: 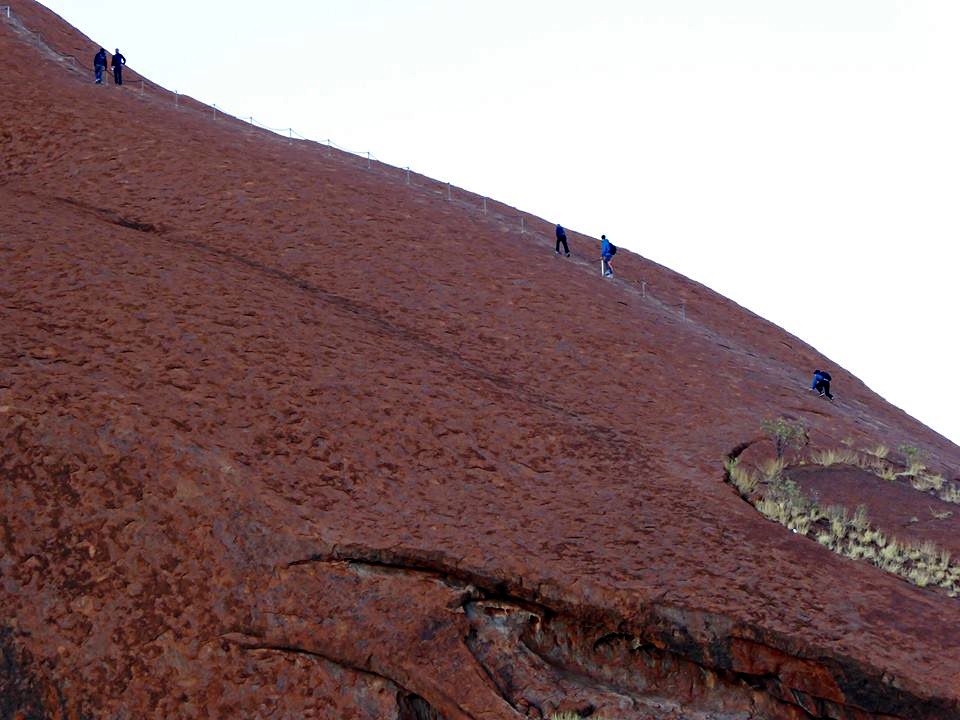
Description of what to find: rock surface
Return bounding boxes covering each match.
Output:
[1,2,959,718]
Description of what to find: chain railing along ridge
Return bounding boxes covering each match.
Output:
[0,5,692,325]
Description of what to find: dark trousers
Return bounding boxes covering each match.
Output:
[815,380,833,399]
[113,65,123,84]
[555,236,569,254]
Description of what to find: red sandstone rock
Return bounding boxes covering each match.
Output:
[2,1,960,718]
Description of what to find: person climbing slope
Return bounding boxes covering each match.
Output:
[111,49,126,85]
[93,47,107,84]
[811,369,833,400]
[600,235,617,277]
[555,224,570,257]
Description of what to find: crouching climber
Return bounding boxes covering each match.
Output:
[811,369,833,400]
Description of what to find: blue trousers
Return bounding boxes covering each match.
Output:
[94,65,104,83]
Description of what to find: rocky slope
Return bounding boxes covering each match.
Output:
[1,1,959,718]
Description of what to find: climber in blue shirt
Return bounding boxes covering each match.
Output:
[600,235,617,277]
[811,369,833,400]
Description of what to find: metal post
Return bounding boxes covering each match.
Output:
[641,281,646,298]
[366,151,371,169]
[483,197,487,214]
[680,302,686,321]
[288,128,293,139]
[405,167,411,185]
[175,91,179,107]
[447,182,451,201]
[4,6,10,19]
[140,79,144,96]
[212,104,217,119]
[521,217,525,235]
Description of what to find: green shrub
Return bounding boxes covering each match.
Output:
[761,417,807,459]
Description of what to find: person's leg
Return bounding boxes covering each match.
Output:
[118,67,122,85]
[561,237,569,255]
[95,66,102,83]
[555,237,561,254]
[823,381,833,399]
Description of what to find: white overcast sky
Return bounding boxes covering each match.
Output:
[37,1,960,447]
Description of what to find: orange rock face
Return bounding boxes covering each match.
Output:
[1,1,959,718]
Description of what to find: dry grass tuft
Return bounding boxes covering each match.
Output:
[810,448,860,467]
[941,484,960,505]
[862,444,889,460]
[725,458,759,498]
[929,507,953,521]
[912,473,945,492]
[761,457,785,483]
[873,463,897,482]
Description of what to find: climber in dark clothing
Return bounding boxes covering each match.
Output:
[811,369,833,400]
[93,48,107,84]
[555,224,570,257]
[111,49,126,85]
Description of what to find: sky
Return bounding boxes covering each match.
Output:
[36,1,960,447]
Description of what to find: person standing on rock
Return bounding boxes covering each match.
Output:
[93,47,107,84]
[111,49,126,85]
[600,235,617,277]
[811,369,833,400]
[555,224,570,257]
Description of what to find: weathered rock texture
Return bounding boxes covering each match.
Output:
[1,1,959,718]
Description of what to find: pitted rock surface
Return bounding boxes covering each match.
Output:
[2,2,960,718]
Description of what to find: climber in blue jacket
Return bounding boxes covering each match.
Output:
[600,235,617,277]
[811,369,833,400]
